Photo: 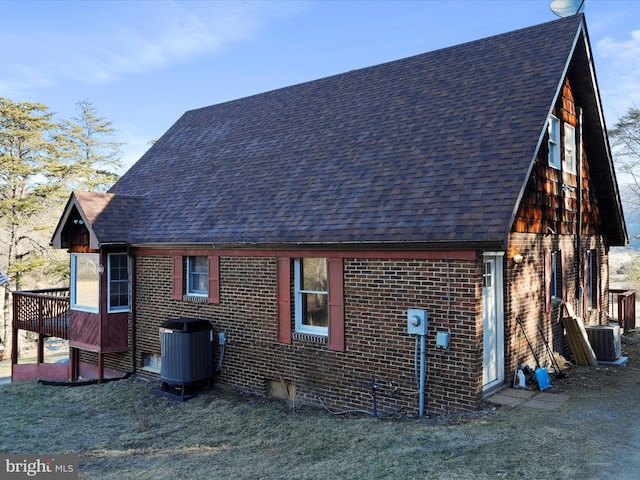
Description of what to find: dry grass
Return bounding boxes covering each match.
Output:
[0,332,639,479]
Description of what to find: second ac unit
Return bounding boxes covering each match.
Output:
[585,325,621,362]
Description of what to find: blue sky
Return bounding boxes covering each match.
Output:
[2,0,639,170]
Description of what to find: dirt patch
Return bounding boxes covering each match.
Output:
[550,329,640,392]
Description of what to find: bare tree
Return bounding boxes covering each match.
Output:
[609,105,640,213]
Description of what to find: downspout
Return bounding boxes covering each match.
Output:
[129,246,137,375]
[575,107,583,317]
[419,333,426,417]
[98,249,106,380]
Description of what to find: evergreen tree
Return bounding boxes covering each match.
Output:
[0,97,123,352]
[0,98,64,348]
[56,99,123,192]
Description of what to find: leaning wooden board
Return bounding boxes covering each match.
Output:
[562,302,597,366]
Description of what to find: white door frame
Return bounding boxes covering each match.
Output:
[482,252,505,391]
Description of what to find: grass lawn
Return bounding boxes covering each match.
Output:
[0,332,639,479]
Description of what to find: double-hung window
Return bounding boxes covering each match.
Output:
[108,253,130,313]
[277,256,344,350]
[187,256,209,296]
[548,115,561,169]
[70,253,100,313]
[563,123,576,174]
[294,258,329,335]
[172,254,219,303]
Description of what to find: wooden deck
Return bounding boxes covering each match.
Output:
[12,288,70,365]
[12,288,70,338]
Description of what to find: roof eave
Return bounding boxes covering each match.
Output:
[128,239,504,253]
[51,193,100,250]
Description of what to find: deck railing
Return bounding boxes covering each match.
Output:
[12,288,70,340]
[609,289,636,333]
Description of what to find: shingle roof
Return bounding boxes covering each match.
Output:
[102,14,623,248]
[52,191,144,249]
[72,191,143,244]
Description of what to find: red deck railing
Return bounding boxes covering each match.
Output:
[12,288,70,340]
[609,289,636,333]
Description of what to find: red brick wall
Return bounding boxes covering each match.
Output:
[505,232,608,377]
[103,252,484,415]
[81,236,609,414]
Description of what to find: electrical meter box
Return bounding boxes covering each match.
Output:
[407,308,428,335]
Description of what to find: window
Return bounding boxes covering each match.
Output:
[545,249,565,312]
[70,253,100,313]
[142,353,161,373]
[483,261,493,288]
[550,251,562,299]
[108,253,129,313]
[563,123,576,174]
[295,258,329,335]
[548,115,561,169]
[172,255,219,303]
[277,257,344,351]
[187,256,208,296]
[587,250,598,310]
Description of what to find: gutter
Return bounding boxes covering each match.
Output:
[128,244,137,375]
[128,239,504,253]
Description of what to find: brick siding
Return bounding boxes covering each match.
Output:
[102,253,483,416]
[85,234,607,415]
[506,232,608,378]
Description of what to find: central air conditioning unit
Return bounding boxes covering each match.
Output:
[585,325,621,362]
[154,317,214,401]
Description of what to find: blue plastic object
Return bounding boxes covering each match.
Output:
[535,367,551,391]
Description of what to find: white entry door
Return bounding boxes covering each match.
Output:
[482,253,504,390]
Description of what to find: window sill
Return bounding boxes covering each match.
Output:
[292,332,328,344]
[141,366,161,375]
[71,306,99,314]
[107,308,130,314]
[182,295,208,303]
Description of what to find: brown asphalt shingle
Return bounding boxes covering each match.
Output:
[101,15,604,248]
[72,191,143,244]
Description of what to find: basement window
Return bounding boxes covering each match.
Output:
[142,353,161,374]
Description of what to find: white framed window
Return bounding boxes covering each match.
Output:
[187,256,208,296]
[563,123,576,174]
[294,258,328,335]
[70,253,100,313]
[108,253,130,313]
[548,115,561,169]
